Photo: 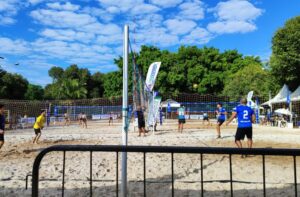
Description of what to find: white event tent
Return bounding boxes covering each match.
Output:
[262,84,291,106]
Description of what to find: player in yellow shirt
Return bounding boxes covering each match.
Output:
[33,110,46,144]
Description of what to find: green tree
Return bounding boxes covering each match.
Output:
[0,72,29,99]
[103,71,122,97]
[270,16,300,90]
[48,66,64,82]
[223,63,272,99]
[88,72,104,98]
[25,84,44,100]
[59,79,87,99]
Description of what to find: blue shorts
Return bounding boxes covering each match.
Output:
[217,119,225,126]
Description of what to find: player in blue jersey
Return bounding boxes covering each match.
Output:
[226,98,256,150]
[216,103,227,139]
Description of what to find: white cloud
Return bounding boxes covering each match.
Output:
[181,27,213,44]
[178,1,205,20]
[46,2,80,11]
[30,9,97,28]
[0,0,23,25]
[165,19,197,35]
[96,34,123,46]
[130,4,160,15]
[40,29,95,43]
[0,16,15,25]
[30,8,122,35]
[81,7,114,22]
[98,0,159,16]
[151,0,183,8]
[134,14,164,29]
[208,20,256,34]
[106,6,120,14]
[27,0,47,5]
[208,0,263,34]
[0,37,29,54]
[134,27,179,47]
[213,0,263,21]
[0,0,19,12]
[28,0,66,6]
[98,0,143,12]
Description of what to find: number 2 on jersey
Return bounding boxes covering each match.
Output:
[243,110,248,119]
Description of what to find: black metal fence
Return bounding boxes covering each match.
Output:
[31,145,300,197]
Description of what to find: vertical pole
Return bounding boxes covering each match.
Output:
[121,24,129,197]
[152,92,155,135]
[290,101,293,124]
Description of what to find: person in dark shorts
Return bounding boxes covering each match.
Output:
[33,110,46,144]
[177,106,186,133]
[215,103,227,139]
[226,98,255,154]
[64,113,70,126]
[203,112,210,126]
[109,112,113,126]
[81,112,87,128]
[136,109,146,137]
[0,104,5,150]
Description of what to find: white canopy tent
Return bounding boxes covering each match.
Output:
[262,84,291,106]
[161,99,181,108]
[269,85,300,103]
[274,108,292,116]
[291,85,300,101]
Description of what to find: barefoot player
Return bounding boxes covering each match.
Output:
[109,112,113,126]
[177,106,186,133]
[226,98,255,150]
[81,112,87,128]
[64,112,70,126]
[136,107,146,137]
[0,104,5,150]
[33,110,46,144]
[216,103,227,139]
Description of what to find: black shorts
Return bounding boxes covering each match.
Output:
[34,128,41,135]
[178,119,186,124]
[203,117,209,121]
[235,127,252,141]
[0,133,4,141]
[217,119,225,126]
[138,120,145,129]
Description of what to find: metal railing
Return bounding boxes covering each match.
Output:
[31,145,300,197]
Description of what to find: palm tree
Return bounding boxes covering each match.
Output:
[59,79,87,99]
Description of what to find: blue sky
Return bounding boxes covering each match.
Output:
[0,0,299,86]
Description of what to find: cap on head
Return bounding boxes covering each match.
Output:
[40,110,46,114]
[240,98,247,105]
[217,103,222,107]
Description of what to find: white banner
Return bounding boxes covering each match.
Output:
[92,114,117,120]
[147,96,162,126]
[145,62,161,92]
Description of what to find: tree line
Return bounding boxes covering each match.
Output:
[0,16,299,100]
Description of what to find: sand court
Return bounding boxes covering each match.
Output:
[0,120,300,197]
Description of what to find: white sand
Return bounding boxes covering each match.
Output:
[0,120,300,197]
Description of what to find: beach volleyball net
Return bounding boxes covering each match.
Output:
[1,93,299,129]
